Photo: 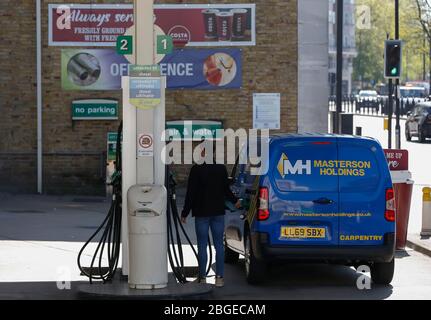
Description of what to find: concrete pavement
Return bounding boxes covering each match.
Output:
[0,192,431,299]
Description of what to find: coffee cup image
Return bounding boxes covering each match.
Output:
[203,52,237,87]
[230,8,248,40]
[202,9,220,40]
[67,53,101,86]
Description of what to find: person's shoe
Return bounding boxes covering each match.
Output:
[215,276,224,288]
[193,277,207,284]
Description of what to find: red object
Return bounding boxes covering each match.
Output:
[385,188,396,222]
[257,187,269,221]
[391,171,414,250]
[393,182,413,249]
[384,149,409,171]
[173,39,189,48]
[311,141,332,145]
[49,4,253,46]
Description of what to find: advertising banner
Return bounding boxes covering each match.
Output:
[49,4,255,47]
[384,149,409,171]
[61,48,242,90]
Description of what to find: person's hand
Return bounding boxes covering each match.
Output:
[181,216,187,224]
[235,200,242,209]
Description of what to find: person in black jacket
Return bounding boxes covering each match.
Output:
[181,145,241,287]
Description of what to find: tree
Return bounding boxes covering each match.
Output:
[353,0,426,86]
[414,0,431,85]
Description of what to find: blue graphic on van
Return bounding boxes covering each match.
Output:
[277,153,374,178]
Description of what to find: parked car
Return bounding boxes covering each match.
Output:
[356,90,379,112]
[225,134,396,285]
[405,102,431,143]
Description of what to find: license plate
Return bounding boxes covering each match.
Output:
[281,227,326,239]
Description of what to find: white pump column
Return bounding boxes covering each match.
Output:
[121,0,167,287]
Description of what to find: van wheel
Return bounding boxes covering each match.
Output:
[371,259,395,285]
[244,233,266,285]
[224,238,239,264]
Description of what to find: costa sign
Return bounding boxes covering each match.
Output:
[48,4,256,47]
[384,149,409,171]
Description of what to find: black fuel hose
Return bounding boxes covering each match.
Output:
[77,122,123,284]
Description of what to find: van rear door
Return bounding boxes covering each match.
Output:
[267,137,339,246]
[337,137,392,246]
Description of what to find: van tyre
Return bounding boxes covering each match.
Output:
[418,129,425,143]
[224,239,239,264]
[371,259,395,285]
[244,233,266,285]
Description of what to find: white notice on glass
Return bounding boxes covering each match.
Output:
[253,93,280,129]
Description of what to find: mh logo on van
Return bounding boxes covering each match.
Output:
[277,153,311,178]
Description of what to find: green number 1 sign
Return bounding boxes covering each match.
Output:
[157,35,173,55]
[116,35,133,55]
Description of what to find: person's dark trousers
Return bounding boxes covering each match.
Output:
[195,215,225,278]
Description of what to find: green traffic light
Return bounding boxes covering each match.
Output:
[391,67,398,75]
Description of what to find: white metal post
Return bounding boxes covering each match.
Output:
[135,0,155,185]
[36,0,43,194]
[122,0,166,276]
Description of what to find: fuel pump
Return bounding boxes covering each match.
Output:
[77,0,214,290]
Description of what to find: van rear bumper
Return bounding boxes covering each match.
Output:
[251,232,395,263]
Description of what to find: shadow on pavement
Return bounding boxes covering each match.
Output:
[0,281,83,300]
[210,260,393,300]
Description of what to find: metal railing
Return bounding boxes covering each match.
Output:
[328,95,426,118]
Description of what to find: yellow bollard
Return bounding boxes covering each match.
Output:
[384,118,389,131]
[421,187,431,237]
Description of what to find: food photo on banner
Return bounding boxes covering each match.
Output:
[49,3,256,47]
[61,48,242,90]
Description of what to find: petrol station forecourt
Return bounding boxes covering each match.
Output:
[1,0,431,304]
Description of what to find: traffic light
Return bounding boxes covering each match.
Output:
[384,40,402,79]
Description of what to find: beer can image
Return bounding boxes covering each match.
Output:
[67,59,89,81]
[202,9,219,40]
[216,11,234,41]
[67,53,101,86]
[74,54,101,78]
[231,8,248,40]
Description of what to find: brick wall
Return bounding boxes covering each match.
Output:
[0,0,298,195]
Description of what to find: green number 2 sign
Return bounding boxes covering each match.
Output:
[116,35,133,55]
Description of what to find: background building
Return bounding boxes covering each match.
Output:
[0,0,328,195]
[328,0,357,95]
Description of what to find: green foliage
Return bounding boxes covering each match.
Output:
[353,0,428,85]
